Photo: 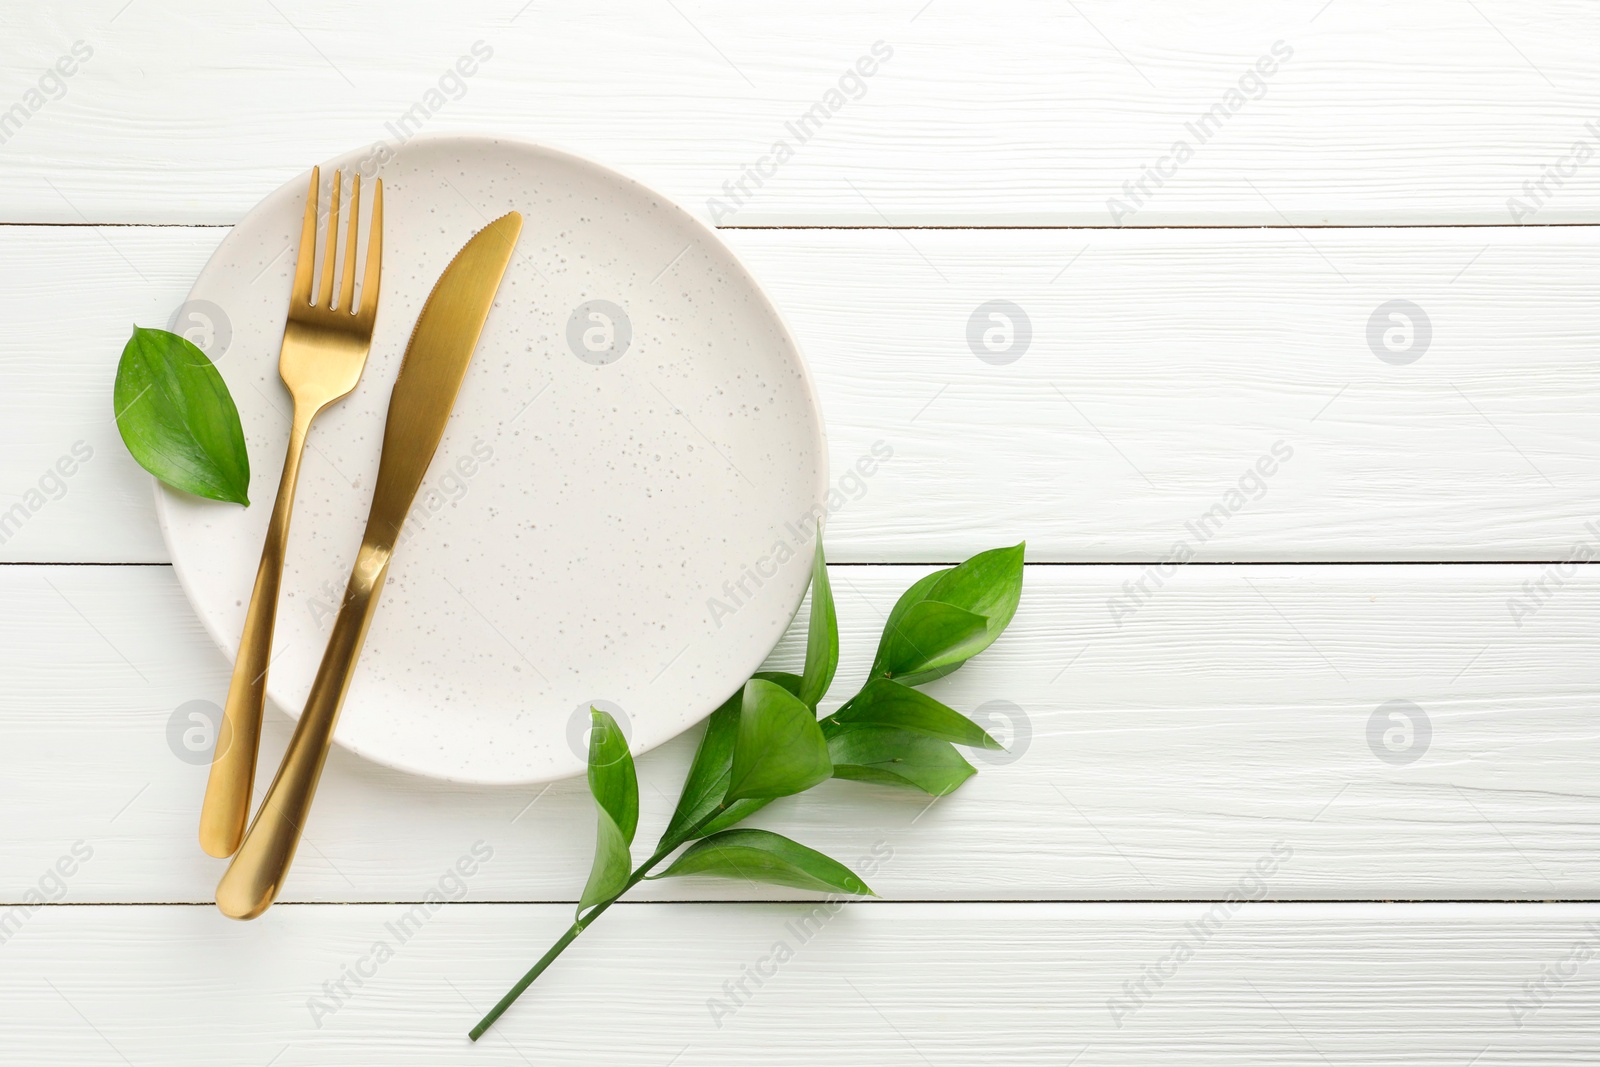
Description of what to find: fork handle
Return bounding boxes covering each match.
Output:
[198,407,313,858]
[215,541,392,920]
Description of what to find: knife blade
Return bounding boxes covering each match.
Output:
[365,210,524,546]
[216,211,523,920]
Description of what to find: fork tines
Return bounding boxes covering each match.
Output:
[292,166,383,322]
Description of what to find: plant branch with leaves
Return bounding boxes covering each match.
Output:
[469,536,1025,1040]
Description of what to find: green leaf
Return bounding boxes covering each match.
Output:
[828,725,977,796]
[725,678,832,804]
[798,534,837,709]
[650,829,875,896]
[830,678,1002,749]
[658,672,797,849]
[870,543,1025,684]
[878,601,989,681]
[924,541,1025,643]
[113,326,250,505]
[869,569,943,673]
[577,708,637,914]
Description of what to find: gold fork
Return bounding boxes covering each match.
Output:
[199,166,384,858]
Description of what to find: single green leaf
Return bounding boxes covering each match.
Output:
[798,534,838,709]
[113,326,250,505]
[830,678,1002,749]
[586,708,638,840]
[650,829,875,896]
[577,708,637,913]
[660,687,740,848]
[870,543,1025,684]
[879,600,989,680]
[871,569,946,677]
[658,672,798,849]
[828,724,977,796]
[924,541,1025,648]
[725,678,832,803]
[578,810,631,916]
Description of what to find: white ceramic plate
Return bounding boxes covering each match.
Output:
[157,134,827,785]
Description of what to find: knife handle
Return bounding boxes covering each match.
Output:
[215,541,392,920]
[199,408,313,858]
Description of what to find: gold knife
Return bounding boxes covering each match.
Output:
[216,211,524,920]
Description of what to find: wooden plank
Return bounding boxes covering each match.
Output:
[3,224,1598,563]
[4,563,1596,904]
[1,1,1597,225]
[3,902,1597,1064]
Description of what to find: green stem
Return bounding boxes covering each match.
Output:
[468,804,729,1041]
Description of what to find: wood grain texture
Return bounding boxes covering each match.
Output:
[4,563,1596,904]
[5,2,1600,1055]
[4,225,1599,564]
[2,903,1597,1064]
[0,2,1597,225]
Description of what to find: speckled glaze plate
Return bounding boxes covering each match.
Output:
[156,134,827,785]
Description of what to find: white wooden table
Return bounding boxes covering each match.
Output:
[3,2,1598,1062]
